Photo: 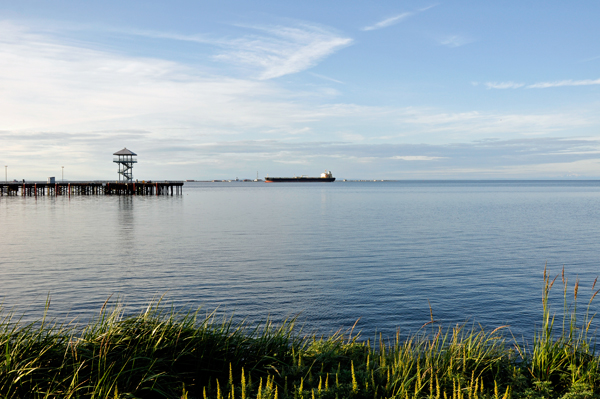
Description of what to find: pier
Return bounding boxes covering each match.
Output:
[2,148,185,196]
[0,181,184,196]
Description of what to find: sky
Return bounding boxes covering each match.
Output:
[1,1,600,180]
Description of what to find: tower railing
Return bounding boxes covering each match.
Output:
[113,158,138,163]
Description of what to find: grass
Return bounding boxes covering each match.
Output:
[1,267,600,398]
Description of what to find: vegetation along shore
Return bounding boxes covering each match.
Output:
[1,269,599,399]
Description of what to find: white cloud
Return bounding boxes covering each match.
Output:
[391,108,594,139]
[109,27,212,45]
[439,35,472,48]
[337,132,365,141]
[484,78,600,90]
[0,21,344,134]
[309,72,346,84]
[362,12,414,31]
[109,23,352,80]
[214,24,352,80]
[527,78,600,89]
[362,5,436,31]
[485,81,525,89]
[392,156,444,161]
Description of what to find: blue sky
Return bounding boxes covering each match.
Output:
[1,1,600,180]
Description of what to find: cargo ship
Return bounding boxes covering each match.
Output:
[265,170,335,183]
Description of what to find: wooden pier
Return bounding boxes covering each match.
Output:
[0,181,184,196]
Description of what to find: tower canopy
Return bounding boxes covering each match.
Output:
[113,148,137,156]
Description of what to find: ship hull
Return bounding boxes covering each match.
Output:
[265,177,335,183]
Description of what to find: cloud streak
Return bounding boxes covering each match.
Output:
[527,78,600,89]
[362,5,435,31]
[0,21,338,133]
[309,72,345,84]
[111,23,352,80]
[214,24,352,79]
[485,78,600,89]
[485,82,525,89]
[392,156,444,161]
[362,12,413,31]
[438,35,472,48]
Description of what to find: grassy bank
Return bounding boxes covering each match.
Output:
[1,269,599,399]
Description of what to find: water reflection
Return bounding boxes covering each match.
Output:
[118,196,135,249]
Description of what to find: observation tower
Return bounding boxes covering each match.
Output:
[113,148,137,182]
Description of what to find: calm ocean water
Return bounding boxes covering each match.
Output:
[1,180,600,339]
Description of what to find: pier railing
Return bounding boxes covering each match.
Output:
[0,181,184,197]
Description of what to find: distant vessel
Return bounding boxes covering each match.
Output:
[265,170,335,183]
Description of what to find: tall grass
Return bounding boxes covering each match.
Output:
[1,268,599,398]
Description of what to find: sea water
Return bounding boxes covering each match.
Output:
[1,180,600,339]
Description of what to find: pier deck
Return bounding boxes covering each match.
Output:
[0,181,184,196]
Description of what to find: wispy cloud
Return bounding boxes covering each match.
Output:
[388,108,594,139]
[362,5,435,31]
[309,72,345,84]
[485,82,525,89]
[362,12,413,31]
[0,21,302,133]
[485,78,600,90]
[214,24,352,80]
[112,27,212,45]
[438,35,472,48]
[113,23,352,80]
[392,156,444,161]
[527,78,600,89]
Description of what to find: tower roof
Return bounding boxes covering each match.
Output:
[113,148,137,156]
